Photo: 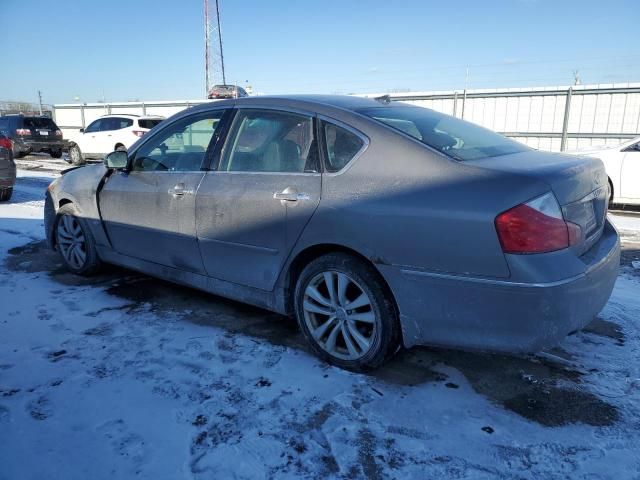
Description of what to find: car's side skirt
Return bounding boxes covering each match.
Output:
[96,246,289,315]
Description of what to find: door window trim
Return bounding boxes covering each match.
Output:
[212,107,322,175]
[317,115,370,176]
[126,108,231,173]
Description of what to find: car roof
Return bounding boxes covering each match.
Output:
[97,114,164,119]
[192,94,396,114]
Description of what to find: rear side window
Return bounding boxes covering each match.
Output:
[102,117,133,131]
[138,119,163,129]
[322,123,365,172]
[220,109,318,173]
[23,117,58,129]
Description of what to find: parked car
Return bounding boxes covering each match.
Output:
[207,84,249,99]
[67,115,164,165]
[0,114,65,158]
[567,137,640,206]
[44,95,620,371]
[0,134,16,201]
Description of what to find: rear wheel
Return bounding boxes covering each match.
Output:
[55,204,101,275]
[294,253,400,371]
[0,188,13,202]
[69,144,85,166]
[50,149,62,159]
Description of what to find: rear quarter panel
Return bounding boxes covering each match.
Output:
[284,117,551,281]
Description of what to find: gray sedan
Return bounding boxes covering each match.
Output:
[44,95,620,370]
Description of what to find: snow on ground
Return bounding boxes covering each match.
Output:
[1,169,640,480]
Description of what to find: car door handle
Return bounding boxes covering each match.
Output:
[168,183,192,197]
[273,189,310,202]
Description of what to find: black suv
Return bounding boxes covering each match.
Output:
[0,115,65,158]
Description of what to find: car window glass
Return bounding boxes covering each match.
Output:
[323,123,365,172]
[131,111,224,172]
[109,118,133,130]
[358,106,529,161]
[23,117,57,129]
[138,119,163,129]
[220,110,318,173]
[85,119,102,133]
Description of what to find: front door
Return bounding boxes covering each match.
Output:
[621,141,640,201]
[99,110,227,273]
[196,108,322,290]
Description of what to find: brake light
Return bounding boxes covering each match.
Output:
[132,130,146,137]
[55,130,63,137]
[495,192,581,254]
[16,128,30,135]
[0,137,12,150]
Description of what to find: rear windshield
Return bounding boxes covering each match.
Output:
[23,117,58,130]
[138,119,163,129]
[357,106,528,161]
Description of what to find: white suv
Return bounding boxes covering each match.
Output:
[68,114,164,165]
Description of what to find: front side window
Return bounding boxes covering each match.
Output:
[323,122,365,172]
[131,111,225,172]
[219,109,318,173]
[84,119,102,133]
[358,106,529,161]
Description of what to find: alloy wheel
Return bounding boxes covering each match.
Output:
[302,270,377,360]
[56,215,87,269]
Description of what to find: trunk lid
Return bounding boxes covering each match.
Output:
[472,150,609,255]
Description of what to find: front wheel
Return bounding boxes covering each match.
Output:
[294,253,400,371]
[55,204,101,275]
[50,149,63,159]
[0,188,13,202]
[68,144,85,166]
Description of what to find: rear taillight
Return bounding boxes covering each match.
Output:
[55,130,63,137]
[0,137,12,150]
[16,128,30,135]
[495,192,581,254]
[132,130,146,137]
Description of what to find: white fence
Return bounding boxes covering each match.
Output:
[53,83,640,152]
[371,83,640,152]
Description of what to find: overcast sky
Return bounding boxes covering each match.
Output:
[1,0,639,105]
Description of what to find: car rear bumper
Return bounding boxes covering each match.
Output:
[379,220,620,353]
[14,138,66,153]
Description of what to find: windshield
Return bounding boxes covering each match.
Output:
[358,106,529,161]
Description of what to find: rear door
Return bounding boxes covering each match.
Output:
[99,110,228,273]
[195,107,322,290]
[620,140,640,201]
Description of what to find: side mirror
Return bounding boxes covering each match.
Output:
[79,128,84,133]
[104,150,128,170]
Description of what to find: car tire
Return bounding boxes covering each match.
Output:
[0,188,13,202]
[50,149,63,159]
[294,253,400,371]
[54,203,101,275]
[69,144,85,166]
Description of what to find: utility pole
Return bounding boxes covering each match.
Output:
[37,90,43,115]
[204,0,226,97]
